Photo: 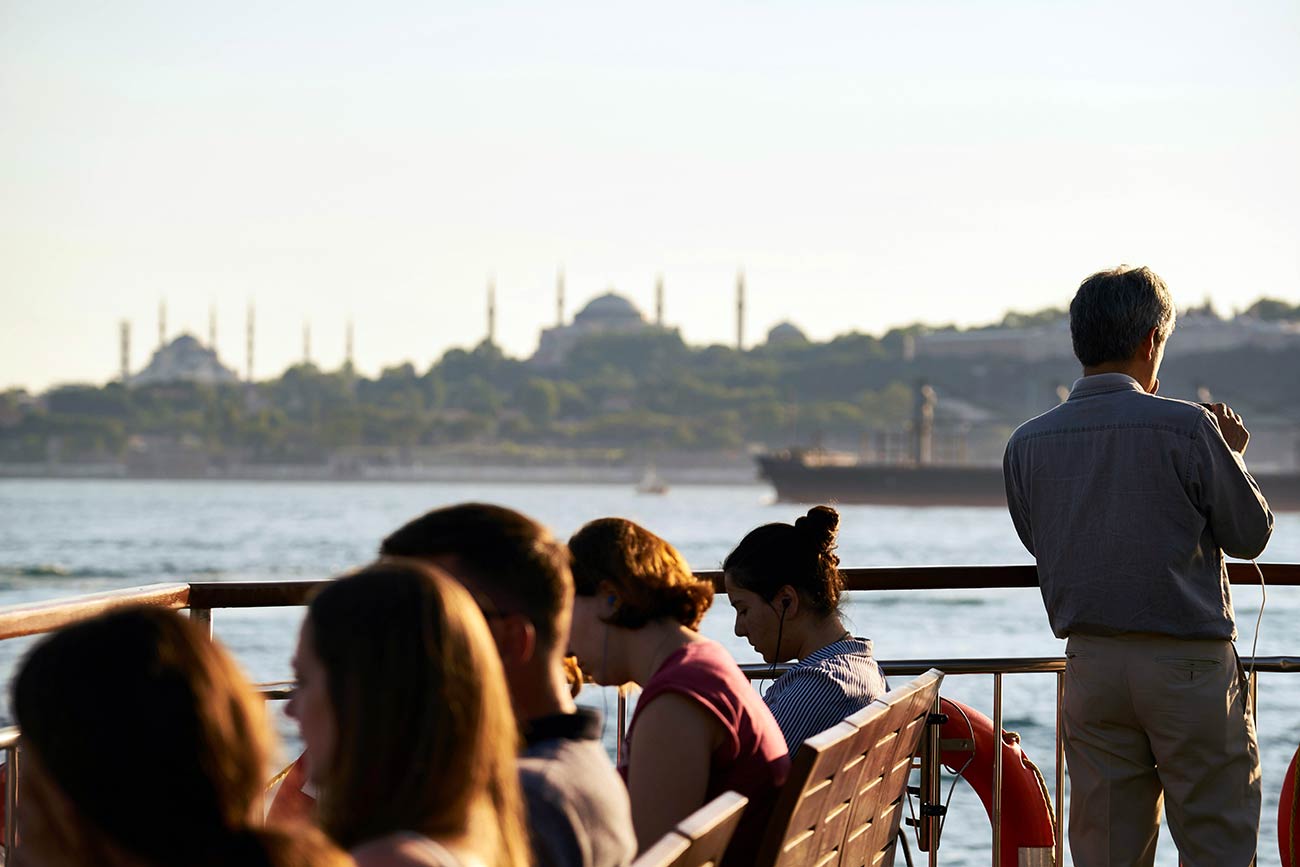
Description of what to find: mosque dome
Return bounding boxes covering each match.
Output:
[766,321,808,345]
[573,292,644,326]
[131,333,239,387]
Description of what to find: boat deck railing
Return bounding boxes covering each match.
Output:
[1,563,1297,865]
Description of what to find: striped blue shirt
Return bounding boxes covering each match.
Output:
[763,637,888,749]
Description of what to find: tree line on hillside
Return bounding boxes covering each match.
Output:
[3,298,1298,466]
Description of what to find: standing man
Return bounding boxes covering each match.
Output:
[1003,266,1273,867]
[381,503,636,867]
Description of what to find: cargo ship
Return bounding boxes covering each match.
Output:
[755,449,1300,511]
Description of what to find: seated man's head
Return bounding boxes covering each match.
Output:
[380,503,575,715]
[1070,265,1176,392]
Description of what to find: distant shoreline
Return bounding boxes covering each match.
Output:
[0,462,763,486]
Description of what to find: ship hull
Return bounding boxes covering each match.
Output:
[756,454,1300,511]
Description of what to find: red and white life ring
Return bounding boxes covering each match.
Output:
[1281,744,1299,867]
[936,698,1056,867]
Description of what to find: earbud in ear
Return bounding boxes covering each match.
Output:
[781,597,791,611]
[607,595,617,605]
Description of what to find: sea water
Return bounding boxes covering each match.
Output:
[1,479,1297,867]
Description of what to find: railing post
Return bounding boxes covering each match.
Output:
[922,692,942,867]
[189,607,212,640]
[616,684,629,766]
[5,745,17,853]
[992,673,1003,867]
[1055,671,1065,867]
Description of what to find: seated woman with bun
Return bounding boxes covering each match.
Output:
[11,606,350,867]
[286,559,528,867]
[567,518,789,867]
[724,505,888,749]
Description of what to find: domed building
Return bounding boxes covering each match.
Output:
[765,321,809,346]
[532,291,667,366]
[130,334,239,387]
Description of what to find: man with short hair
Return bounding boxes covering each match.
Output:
[381,503,635,867]
[1003,266,1273,867]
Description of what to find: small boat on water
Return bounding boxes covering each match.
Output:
[636,466,669,495]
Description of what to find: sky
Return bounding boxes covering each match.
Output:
[2,0,1299,391]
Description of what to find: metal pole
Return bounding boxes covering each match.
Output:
[1056,671,1065,867]
[5,746,17,853]
[992,673,1003,867]
[927,692,942,867]
[616,685,628,766]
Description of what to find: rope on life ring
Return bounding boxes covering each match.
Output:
[935,697,1056,867]
[1282,744,1300,867]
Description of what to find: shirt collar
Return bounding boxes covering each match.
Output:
[1067,372,1145,400]
[522,706,603,747]
[797,636,873,668]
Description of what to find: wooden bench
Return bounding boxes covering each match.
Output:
[631,791,749,867]
[754,669,944,867]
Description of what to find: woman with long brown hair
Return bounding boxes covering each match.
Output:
[287,559,529,867]
[11,605,350,867]
[567,518,788,867]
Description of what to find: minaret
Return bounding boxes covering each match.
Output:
[158,300,167,348]
[208,304,217,353]
[245,302,255,382]
[556,268,565,326]
[655,275,665,326]
[345,318,355,368]
[119,321,131,384]
[735,269,746,351]
[487,278,497,346]
[303,320,312,365]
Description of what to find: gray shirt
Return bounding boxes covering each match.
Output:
[1003,373,1273,640]
[519,708,635,867]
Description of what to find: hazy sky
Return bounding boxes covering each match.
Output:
[3,0,1299,391]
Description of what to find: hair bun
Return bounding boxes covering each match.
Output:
[795,505,840,552]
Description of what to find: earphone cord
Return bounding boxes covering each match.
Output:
[762,606,788,697]
[1247,558,1266,686]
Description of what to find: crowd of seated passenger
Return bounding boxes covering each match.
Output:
[7,502,882,867]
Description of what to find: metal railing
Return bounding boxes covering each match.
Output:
[1,563,1297,863]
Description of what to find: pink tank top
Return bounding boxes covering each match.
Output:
[624,640,790,867]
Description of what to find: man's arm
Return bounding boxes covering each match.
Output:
[1003,441,1035,556]
[1189,410,1273,560]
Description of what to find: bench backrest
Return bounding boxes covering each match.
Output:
[631,791,749,867]
[754,669,944,867]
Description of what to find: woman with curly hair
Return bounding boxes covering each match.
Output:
[567,518,788,866]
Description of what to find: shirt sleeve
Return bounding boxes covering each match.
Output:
[1003,439,1035,556]
[1187,412,1274,560]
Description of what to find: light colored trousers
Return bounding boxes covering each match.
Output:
[1063,633,1261,867]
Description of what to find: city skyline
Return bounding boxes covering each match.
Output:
[4,0,1299,391]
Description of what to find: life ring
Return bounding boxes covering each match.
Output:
[1282,744,1299,867]
[937,698,1055,867]
[266,750,317,823]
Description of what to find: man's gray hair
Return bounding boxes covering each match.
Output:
[1069,266,1176,367]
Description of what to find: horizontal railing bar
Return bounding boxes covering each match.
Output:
[187,580,328,609]
[740,655,1300,679]
[0,583,191,641]
[2,563,1298,643]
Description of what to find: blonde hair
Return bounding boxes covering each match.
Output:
[307,559,530,867]
[12,606,350,867]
